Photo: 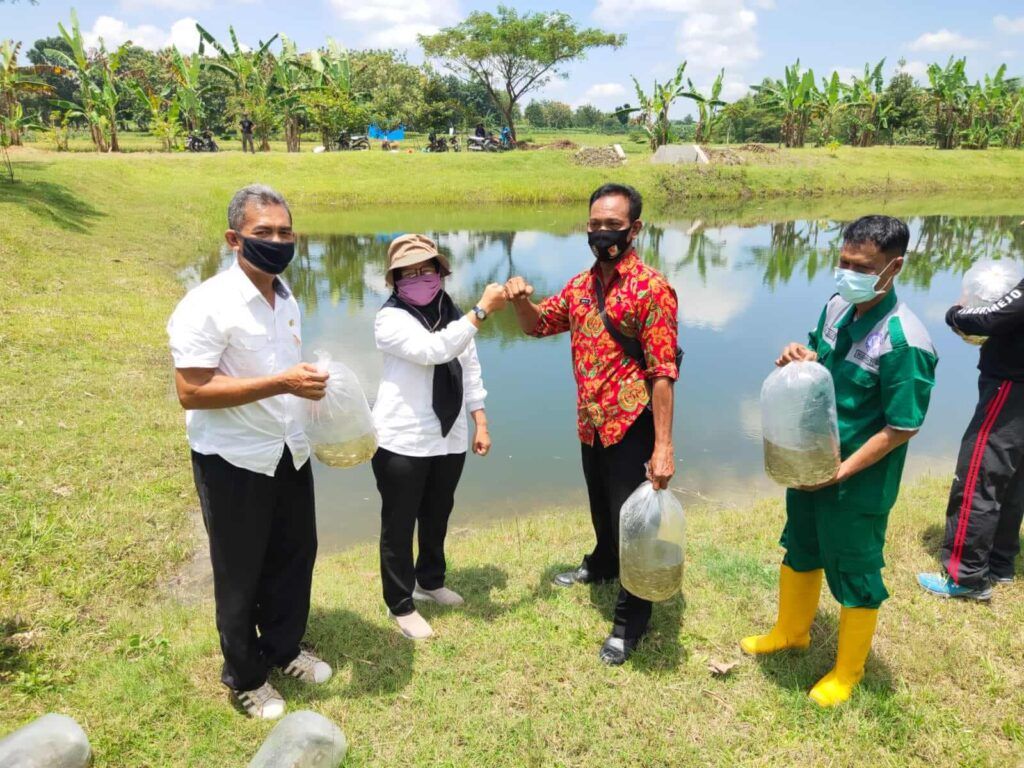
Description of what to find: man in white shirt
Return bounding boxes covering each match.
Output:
[167,184,332,720]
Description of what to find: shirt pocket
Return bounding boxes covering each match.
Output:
[226,332,274,377]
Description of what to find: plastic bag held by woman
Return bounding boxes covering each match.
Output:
[761,361,840,488]
[304,351,377,468]
[619,481,686,602]
[957,259,1024,345]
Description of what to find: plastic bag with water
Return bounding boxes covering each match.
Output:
[761,361,840,488]
[957,259,1024,345]
[619,482,685,602]
[304,351,377,468]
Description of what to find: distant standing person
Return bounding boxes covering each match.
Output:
[371,234,508,640]
[240,114,255,153]
[918,274,1024,600]
[167,185,332,720]
[504,183,681,666]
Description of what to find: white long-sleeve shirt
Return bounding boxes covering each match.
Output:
[371,306,487,457]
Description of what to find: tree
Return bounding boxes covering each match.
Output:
[621,62,690,150]
[350,49,426,131]
[524,99,545,127]
[845,59,889,147]
[420,6,624,141]
[46,10,131,152]
[752,60,817,147]
[813,71,848,144]
[197,24,280,150]
[166,45,208,132]
[926,56,969,150]
[683,69,726,143]
[613,103,630,126]
[882,62,928,144]
[573,103,603,129]
[25,36,80,122]
[1,40,53,146]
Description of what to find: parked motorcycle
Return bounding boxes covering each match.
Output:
[186,131,219,152]
[334,131,370,151]
[467,135,500,152]
[424,132,450,152]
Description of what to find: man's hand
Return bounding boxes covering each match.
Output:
[473,425,492,456]
[504,276,535,303]
[776,342,818,367]
[795,461,850,492]
[278,363,329,400]
[647,444,675,490]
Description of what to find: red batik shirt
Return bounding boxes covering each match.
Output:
[531,250,680,447]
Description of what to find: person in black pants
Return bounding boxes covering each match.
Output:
[240,115,255,153]
[504,183,681,665]
[370,234,509,640]
[919,276,1024,600]
[167,185,333,719]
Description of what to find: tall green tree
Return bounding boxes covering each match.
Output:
[420,6,624,141]
[752,60,817,147]
[926,56,969,149]
[683,69,726,143]
[621,62,689,150]
[813,70,848,144]
[1,40,53,146]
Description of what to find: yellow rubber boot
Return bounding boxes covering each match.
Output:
[740,565,823,655]
[808,606,879,707]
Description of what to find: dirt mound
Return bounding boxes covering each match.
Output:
[737,142,779,154]
[572,146,624,167]
[541,139,580,151]
[702,146,744,166]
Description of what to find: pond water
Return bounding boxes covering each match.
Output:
[189,205,1024,550]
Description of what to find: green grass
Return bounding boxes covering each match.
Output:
[2,149,1024,765]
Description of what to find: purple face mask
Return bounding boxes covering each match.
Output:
[396,273,442,306]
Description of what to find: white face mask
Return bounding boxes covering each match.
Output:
[834,261,895,304]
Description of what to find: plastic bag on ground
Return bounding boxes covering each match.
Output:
[761,361,840,488]
[619,481,685,602]
[304,351,377,468]
[958,259,1024,345]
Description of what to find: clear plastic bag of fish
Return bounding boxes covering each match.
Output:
[304,351,377,468]
[619,481,685,602]
[957,259,1024,345]
[761,361,840,488]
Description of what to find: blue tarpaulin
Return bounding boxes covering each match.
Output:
[368,124,405,141]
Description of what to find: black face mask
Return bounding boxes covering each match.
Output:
[588,227,633,262]
[239,236,295,275]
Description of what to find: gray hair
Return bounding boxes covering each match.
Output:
[227,184,292,231]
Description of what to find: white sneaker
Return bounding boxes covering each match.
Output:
[389,609,433,640]
[280,650,333,684]
[413,583,465,606]
[235,682,286,720]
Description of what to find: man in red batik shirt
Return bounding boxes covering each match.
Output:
[505,183,681,665]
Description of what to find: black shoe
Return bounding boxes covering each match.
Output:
[552,564,614,588]
[991,574,1014,585]
[598,635,640,666]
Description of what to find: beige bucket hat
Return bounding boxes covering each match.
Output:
[386,234,452,286]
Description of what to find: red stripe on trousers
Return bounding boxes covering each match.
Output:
[949,381,1013,583]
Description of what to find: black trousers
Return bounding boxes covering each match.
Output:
[191,447,317,691]
[372,448,466,616]
[941,376,1024,587]
[580,410,655,640]
[242,134,255,153]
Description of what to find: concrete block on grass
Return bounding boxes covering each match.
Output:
[0,714,92,768]
[651,144,709,165]
[248,711,347,768]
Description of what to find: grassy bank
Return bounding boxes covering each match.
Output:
[2,150,1024,765]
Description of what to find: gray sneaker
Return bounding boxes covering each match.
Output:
[235,682,285,720]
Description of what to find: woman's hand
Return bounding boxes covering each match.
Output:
[473,425,492,456]
[479,283,508,314]
[776,342,818,367]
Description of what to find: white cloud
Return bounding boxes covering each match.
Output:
[120,0,210,11]
[330,0,461,48]
[907,29,982,52]
[82,15,201,53]
[898,60,929,80]
[994,15,1024,34]
[585,82,626,99]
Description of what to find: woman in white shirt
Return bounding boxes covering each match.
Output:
[372,234,508,640]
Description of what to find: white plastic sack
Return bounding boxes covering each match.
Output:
[761,361,840,488]
[304,351,377,468]
[619,481,685,602]
[958,259,1024,345]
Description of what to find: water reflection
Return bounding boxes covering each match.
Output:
[192,212,1024,549]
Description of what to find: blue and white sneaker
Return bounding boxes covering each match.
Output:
[917,572,993,601]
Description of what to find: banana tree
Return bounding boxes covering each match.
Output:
[166,45,207,132]
[1,40,55,146]
[46,10,129,152]
[926,56,969,150]
[196,24,280,150]
[131,83,182,151]
[751,60,817,147]
[961,65,1019,149]
[619,61,689,150]
[813,70,848,144]
[847,59,887,146]
[683,69,726,144]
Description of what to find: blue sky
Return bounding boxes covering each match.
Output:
[5,0,1024,113]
